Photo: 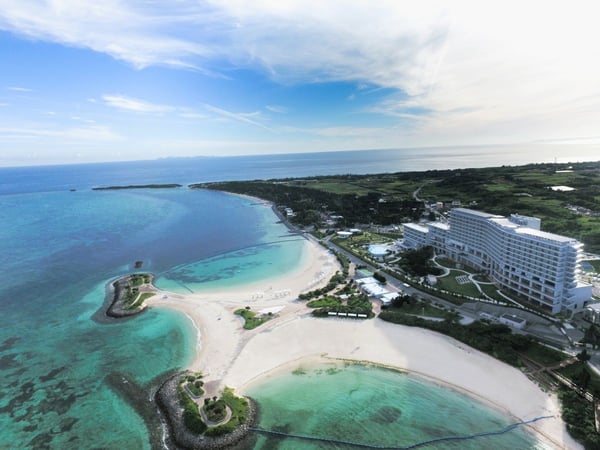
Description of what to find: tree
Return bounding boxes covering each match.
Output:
[391,294,410,308]
[373,272,387,284]
[577,349,591,363]
[574,367,591,390]
[583,324,600,350]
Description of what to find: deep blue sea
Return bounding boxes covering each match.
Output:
[0,149,569,449]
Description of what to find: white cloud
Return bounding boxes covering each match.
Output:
[0,0,220,70]
[178,111,209,120]
[6,86,32,92]
[102,94,174,113]
[2,1,600,148]
[204,104,272,130]
[0,124,121,141]
[266,105,287,114]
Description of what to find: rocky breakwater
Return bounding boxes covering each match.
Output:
[156,371,257,450]
[106,273,156,318]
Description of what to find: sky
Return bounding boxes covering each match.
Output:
[1,0,600,166]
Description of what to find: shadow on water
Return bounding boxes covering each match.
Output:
[104,369,181,450]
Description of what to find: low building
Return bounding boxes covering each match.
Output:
[356,277,390,298]
[368,244,389,261]
[381,292,400,306]
[584,303,600,324]
[499,313,527,329]
[426,274,437,285]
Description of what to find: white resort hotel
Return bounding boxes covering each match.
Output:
[403,208,592,314]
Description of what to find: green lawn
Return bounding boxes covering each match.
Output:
[478,283,510,302]
[587,260,600,272]
[234,308,271,329]
[307,296,342,308]
[126,292,155,310]
[435,270,482,298]
[386,300,457,319]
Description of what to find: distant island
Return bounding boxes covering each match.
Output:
[93,183,182,190]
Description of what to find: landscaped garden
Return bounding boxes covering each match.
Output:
[234,307,272,330]
[177,375,250,437]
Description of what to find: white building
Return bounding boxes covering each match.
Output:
[499,313,527,329]
[368,244,389,261]
[402,223,430,249]
[584,303,600,324]
[356,277,390,298]
[403,208,592,314]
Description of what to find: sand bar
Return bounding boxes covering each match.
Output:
[148,236,580,449]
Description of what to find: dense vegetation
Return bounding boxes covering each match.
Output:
[184,373,205,397]
[204,388,249,437]
[121,274,153,309]
[234,307,271,330]
[192,180,424,227]
[559,388,600,449]
[197,161,600,252]
[203,398,227,423]
[178,380,207,434]
[93,184,182,190]
[386,295,459,320]
[177,377,249,437]
[583,324,600,349]
[399,246,444,276]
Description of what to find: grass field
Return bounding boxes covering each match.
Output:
[435,270,482,298]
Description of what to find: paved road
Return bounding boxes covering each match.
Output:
[321,234,573,350]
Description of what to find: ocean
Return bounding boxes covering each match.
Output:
[0,149,570,449]
[247,364,546,449]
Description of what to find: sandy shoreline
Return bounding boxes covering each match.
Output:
[147,235,580,449]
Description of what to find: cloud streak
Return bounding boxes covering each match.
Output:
[0,124,121,141]
[6,86,32,92]
[1,1,600,149]
[204,104,272,131]
[102,94,174,113]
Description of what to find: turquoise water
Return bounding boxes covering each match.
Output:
[156,198,308,294]
[247,364,550,449]
[0,157,558,449]
[0,187,309,448]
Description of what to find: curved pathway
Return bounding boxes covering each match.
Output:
[432,256,497,302]
[199,403,232,427]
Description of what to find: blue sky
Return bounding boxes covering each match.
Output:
[1,1,600,166]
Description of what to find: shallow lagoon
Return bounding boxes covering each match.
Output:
[247,363,550,449]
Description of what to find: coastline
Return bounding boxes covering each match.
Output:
[147,243,581,449]
[228,324,575,449]
[141,197,579,449]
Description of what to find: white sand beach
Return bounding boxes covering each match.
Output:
[147,237,581,449]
